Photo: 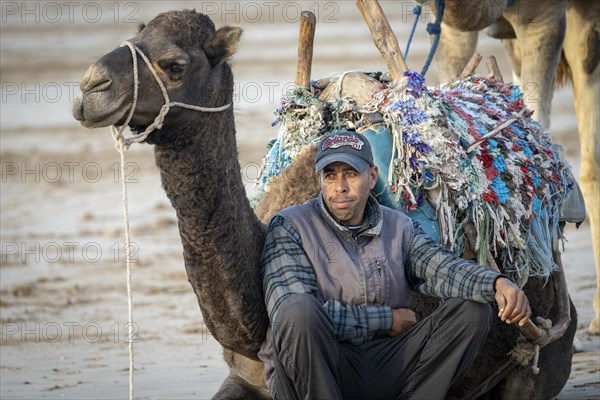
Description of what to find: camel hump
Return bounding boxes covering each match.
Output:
[254,144,319,224]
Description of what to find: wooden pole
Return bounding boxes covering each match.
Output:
[356,0,408,81]
[520,319,544,342]
[295,11,316,88]
[485,55,504,82]
[459,52,483,79]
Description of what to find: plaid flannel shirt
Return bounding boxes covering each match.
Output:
[261,196,500,345]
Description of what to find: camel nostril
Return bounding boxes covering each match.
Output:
[86,78,113,93]
[80,63,113,93]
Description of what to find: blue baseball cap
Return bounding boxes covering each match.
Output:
[315,130,374,173]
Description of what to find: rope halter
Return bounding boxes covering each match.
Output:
[111,40,231,150]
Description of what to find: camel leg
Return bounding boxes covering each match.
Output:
[212,349,270,400]
[563,0,600,335]
[213,374,269,400]
[503,1,568,129]
[500,38,523,84]
[432,21,479,82]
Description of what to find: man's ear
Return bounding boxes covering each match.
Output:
[369,165,379,189]
[204,26,242,67]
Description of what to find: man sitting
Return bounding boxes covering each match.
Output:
[259,130,530,400]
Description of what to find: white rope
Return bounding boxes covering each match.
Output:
[108,40,231,400]
[117,145,135,400]
[531,344,540,375]
[111,41,231,149]
[510,339,542,375]
[388,125,397,186]
[110,42,139,400]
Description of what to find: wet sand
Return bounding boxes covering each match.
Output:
[1,1,598,398]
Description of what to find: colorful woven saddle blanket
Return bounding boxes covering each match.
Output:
[254,71,579,286]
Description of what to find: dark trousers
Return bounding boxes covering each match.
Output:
[270,294,491,400]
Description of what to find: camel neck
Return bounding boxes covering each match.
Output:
[152,109,268,358]
[154,112,261,240]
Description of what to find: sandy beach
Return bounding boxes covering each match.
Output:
[1,1,598,399]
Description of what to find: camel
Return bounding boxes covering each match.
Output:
[73,9,577,400]
[426,0,600,335]
[73,10,269,399]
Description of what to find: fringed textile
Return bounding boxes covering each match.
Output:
[254,71,575,282]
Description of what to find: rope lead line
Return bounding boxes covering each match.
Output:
[111,40,139,400]
[402,0,445,78]
[403,5,422,61]
[109,40,232,400]
[421,0,445,77]
[117,145,135,400]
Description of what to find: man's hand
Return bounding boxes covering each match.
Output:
[390,308,416,336]
[495,277,531,326]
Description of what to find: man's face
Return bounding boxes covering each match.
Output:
[319,161,378,226]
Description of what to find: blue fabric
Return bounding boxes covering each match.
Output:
[363,126,441,243]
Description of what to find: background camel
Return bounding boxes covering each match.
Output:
[73,8,578,399]
[426,0,600,335]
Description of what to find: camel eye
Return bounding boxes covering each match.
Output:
[167,62,185,74]
[159,60,187,80]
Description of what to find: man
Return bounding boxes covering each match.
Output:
[258,130,531,400]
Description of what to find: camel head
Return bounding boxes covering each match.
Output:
[73,10,241,140]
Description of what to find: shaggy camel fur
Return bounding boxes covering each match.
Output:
[74,9,577,399]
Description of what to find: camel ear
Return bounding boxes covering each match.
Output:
[204,26,242,66]
[137,22,146,33]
